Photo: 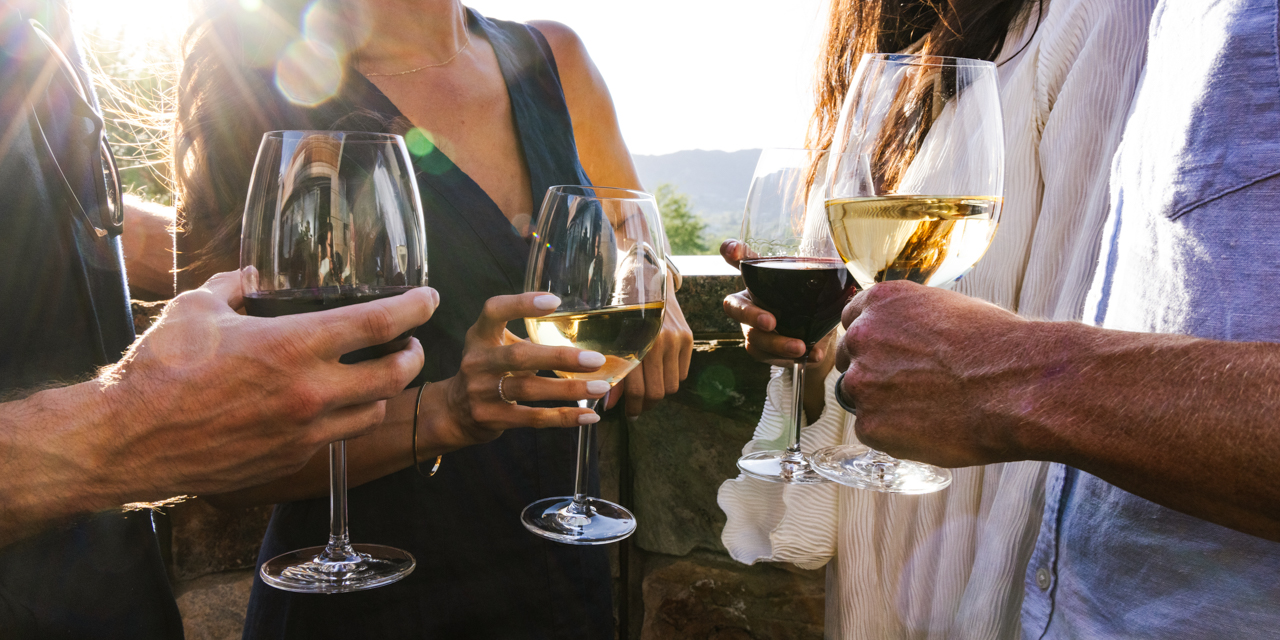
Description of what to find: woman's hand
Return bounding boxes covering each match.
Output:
[720,239,836,366]
[615,277,694,417]
[442,293,613,446]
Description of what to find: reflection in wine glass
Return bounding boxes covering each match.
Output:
[814,54,1004,494]
[521,185,668,545]
[240,130,427,591]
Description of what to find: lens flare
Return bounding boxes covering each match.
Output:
[303,0,370,57]
[275,39,343,106]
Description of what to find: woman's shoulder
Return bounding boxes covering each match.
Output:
[525,20,592,81]
[1035,0,1157,49]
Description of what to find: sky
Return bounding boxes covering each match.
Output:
[67,0,831,156]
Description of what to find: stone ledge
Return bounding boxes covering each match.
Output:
[174,568,254,640]
[641,552,824,640]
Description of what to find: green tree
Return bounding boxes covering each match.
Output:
[654,183,710,255]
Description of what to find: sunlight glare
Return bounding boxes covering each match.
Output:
[67,0,191,46]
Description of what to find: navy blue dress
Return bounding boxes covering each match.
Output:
[241,11,613,639]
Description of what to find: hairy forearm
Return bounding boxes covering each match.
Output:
[0,384,132,547]
[1008,322,1280,540]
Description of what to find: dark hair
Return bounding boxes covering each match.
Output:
[172,0,395,290]
[803,0,1040,188]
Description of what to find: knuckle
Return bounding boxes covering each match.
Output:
[506,345,533,370]
[557,347,581,368]
[459,350,485,374]
[481,297,503,319]
[283,386,325,422]
[361,305,399,344]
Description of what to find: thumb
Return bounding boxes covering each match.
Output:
[200,270,246,310]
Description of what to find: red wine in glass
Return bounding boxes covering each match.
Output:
[243,286,418,363]
[739,257,858,349]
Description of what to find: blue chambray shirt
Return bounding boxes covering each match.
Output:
[1021,0,1280,638]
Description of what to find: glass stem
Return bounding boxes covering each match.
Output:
[784,357,807,462]
[322,441,359,562]
[569,391,606,515]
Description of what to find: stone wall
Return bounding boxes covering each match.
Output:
[140,273,825,639]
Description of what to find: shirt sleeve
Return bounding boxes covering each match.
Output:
[717,366,848,569]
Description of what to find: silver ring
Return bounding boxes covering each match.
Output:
[497,372,517,405]
[834,370,857,414]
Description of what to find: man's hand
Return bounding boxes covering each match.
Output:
[88,271,439,500]
[835,280,1033,468]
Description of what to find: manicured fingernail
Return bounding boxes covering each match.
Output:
[789,342,807,356]
[578,412,601,425]
[586,380,611,395]
[579,351,606,368]
[533,294,561,310]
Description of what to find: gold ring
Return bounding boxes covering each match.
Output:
[497,372,517,405]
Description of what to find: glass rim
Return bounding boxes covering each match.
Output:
[546,184,653,201]
[261,130,405,143]
[860,53,996,69]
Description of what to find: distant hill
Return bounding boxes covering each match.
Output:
[633,149,761,253]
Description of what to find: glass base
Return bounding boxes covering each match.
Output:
[811,444,952,494]
[737,450,831,484]
[260,544,415,594]
[521,496,636,545]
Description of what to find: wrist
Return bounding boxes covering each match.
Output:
[2,382,132,526]
[992,320,1096,464]
[428,379,499,454]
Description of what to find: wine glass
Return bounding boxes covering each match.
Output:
[734,149,858,484]
[240,130,427,591]
[521,185,668,545]
[812,53,1004,494]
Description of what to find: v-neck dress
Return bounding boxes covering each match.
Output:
[240,11,611,639]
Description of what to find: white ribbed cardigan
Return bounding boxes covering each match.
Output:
[717,1,1156,638]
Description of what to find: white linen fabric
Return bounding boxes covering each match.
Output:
[717,1,1157,638]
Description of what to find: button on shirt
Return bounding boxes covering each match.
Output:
[1021,0,1280,638]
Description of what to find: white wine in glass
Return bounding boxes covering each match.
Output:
[814,54,1004,494]
[521,185,668,545]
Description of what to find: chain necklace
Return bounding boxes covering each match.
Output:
[359,30,472,77]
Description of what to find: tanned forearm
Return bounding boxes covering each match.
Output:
[1004,321,1280,540]
[0,384,136,547]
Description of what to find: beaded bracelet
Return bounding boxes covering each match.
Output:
[412,383,442,477]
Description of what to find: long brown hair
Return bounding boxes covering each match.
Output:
[804,0,1039,157]
[173,0,393,290]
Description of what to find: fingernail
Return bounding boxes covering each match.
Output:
[586,380,611,395]
[533,294,561,310]
[578,412,601,425]
[579,351,606,368]
[790,342,807,356]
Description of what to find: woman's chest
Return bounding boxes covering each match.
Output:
[369,66,534,224]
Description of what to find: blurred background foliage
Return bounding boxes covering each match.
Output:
[655,183,711,255]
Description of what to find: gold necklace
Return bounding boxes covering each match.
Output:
[359,30,472,77]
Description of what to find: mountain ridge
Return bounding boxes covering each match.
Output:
[632,148,761,253]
